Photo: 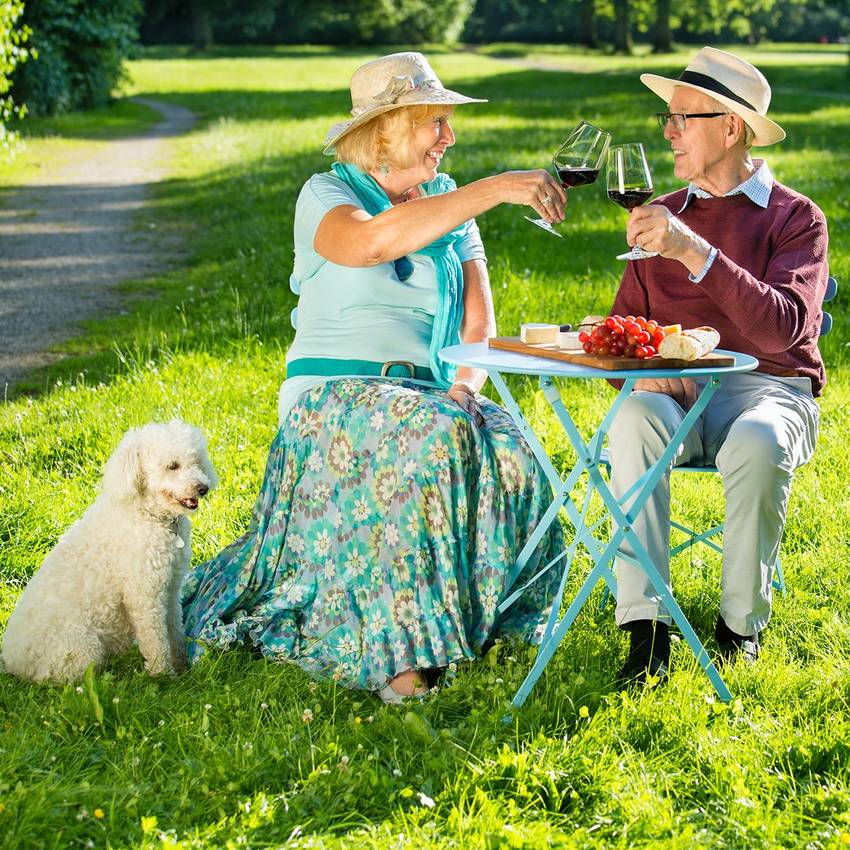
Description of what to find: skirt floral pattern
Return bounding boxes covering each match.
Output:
[182,378,563,691]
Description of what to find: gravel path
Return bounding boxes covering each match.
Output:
[0,98,196,395]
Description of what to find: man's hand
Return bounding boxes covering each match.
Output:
[634,377,697,410]
[627,206,712,276]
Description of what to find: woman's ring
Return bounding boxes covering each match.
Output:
[542,195,553,206]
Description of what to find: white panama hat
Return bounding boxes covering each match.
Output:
[640,46,785,147]
[322,51,487,156]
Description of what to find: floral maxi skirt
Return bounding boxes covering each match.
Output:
[182,378,564,691]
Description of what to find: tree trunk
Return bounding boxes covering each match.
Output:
[613,0,632,55]
[652,0,673,54]
[190,0,213,50]
[579,0,598,49]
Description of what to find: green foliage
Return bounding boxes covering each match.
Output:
[1,44,849,849]
[0,0,30,152]
[140,0,475,47]
[12,0,141,116]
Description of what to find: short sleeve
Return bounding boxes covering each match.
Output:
[455,217,487,263]
[293,173,361,253]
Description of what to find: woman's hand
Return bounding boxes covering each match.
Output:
[448,382,485,427]
[495,169,567,223]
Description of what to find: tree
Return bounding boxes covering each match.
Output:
[612,0,633,53]
[13,0,141,116]
[652,0,673,52]
[1,0,31,152]
[579,0,598,47]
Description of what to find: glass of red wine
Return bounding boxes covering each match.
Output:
[526,120,611,238]
[606,142,659,260]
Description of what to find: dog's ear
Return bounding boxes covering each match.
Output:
[101,430,147,497]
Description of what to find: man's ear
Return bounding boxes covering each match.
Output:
[725,114,745,149]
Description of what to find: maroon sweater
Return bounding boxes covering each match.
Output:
[610,181,829,395]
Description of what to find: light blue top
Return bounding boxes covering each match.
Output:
[680,159,774,283]
[278,171,486,423]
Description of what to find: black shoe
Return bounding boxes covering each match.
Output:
[715,616,760,665]
[616,620,671,688]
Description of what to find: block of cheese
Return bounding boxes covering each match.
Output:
[658,326,720,361]
[557,330,583,350]
[520,323,559,345]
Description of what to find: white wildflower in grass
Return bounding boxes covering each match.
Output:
[418,792,435,808]
[301,708,314,724]
[393,768,402,777]
[76,686,84,694]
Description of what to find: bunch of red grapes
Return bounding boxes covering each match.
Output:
[578,315,668,359]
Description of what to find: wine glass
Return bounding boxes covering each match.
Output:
[606,142,659,260]
[526,120,611,238]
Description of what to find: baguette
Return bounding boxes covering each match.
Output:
[657,326,720,361]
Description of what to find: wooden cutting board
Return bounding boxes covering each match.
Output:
[488,337,736,370]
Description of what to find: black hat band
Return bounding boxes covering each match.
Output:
[677,70,757,112]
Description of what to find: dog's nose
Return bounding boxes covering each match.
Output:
[197,484,209,497]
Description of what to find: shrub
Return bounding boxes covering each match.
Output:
[12,0,141,117]
[1,0,31,150]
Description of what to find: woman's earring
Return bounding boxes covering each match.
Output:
[380,164,389,176]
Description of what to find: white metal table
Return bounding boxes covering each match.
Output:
[440,342,759,710]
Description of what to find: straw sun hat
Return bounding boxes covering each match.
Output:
[322,51,487,156]
[640,46,785,147]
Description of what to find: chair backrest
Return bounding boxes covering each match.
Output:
[821,276,837,337]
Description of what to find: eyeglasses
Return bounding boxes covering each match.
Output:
[656,112,728,131]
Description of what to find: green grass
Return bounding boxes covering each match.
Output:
[1,44,849,849]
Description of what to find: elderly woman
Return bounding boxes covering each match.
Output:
[182,52,567,702]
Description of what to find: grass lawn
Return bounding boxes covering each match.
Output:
[1,44,849,849]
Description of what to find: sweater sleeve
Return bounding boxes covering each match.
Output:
[693,200,829,354]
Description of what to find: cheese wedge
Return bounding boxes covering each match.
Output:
[557,331,583,350]
[521,323,559,345]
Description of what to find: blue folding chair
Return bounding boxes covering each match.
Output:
[599,275,837,607]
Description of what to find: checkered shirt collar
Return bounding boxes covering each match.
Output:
[678,159,774,213]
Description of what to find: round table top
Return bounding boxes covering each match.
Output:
[439,342,759,380]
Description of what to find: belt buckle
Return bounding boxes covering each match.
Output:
[380,360,416,378]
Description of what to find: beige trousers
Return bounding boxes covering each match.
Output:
[608,372,819,636]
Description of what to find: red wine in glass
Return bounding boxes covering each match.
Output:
[526,120,611,237]
[607,188,654,209]
[606,142,658,260]
[557,166,600,188]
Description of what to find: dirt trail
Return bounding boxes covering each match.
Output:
[0,98,196,395]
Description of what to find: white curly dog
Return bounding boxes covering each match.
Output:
[1,420,217,683]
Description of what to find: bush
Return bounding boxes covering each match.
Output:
[1,0,31,150]
[12,0,141,117]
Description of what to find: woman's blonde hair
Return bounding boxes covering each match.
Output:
[334,104,454,173]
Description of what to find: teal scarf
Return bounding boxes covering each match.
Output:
[331,162,465,388]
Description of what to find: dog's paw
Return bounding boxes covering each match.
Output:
[144,660,176,677]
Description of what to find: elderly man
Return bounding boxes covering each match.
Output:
[608,47,828,684]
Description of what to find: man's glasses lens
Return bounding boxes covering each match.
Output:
[657,112,684,131]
